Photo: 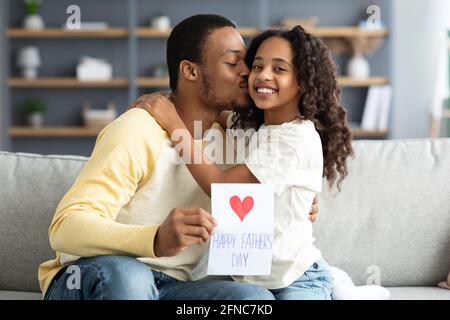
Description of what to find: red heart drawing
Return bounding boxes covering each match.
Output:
[229,195,254,222]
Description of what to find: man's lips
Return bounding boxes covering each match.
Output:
[239,81,248,88]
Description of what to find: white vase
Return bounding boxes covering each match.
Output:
[23,15,45,30]
[347,53,370,79]
[28,112,44,127]
[151,16,170,31]
[22,67,38,79]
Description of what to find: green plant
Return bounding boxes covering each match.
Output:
[23,0,42,16]
[22,98,46,114]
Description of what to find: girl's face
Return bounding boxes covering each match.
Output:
[248,36,301,111]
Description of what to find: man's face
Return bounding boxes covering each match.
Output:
[199,27,250,111]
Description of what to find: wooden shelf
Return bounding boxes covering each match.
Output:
[10,126,388,138]
[137,77,170,87]
[9,126,387,138]
[137,76,388,88]
[135,28,170,37]
[136,27,259,38]
[7,28,128,38]
[351,128,388,137]
[305,27,388,38]
[8,77,388,88]
[7,26,387,39]
[9,127,103,137]
[237,27,259,37]
[9,78,129,88]
[338,77,389,87]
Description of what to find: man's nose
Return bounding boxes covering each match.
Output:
[239,62,250,79]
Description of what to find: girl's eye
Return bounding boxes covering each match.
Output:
[274,67,286,72]
[252,65,262,70]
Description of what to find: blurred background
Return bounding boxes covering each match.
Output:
[0,0,449,156]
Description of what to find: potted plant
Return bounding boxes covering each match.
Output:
[23,0,45,30]
[22,98,47,127]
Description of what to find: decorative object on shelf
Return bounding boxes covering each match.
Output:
[346,36,371,79]
[17,46,41,79]
[280,16,319,29]
[22,0,45,30]
[82,101,117,128]
[347,52,370,79]
[150,63,169,77]
[361,85,392,131]
[63,21,109,31]
[76,56,113,81]
[429,30,450,138]
[358,19,385,30]
[150,14,170,31]
[22,97,46,127]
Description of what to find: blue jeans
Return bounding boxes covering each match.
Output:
[270,259,334,300]
[44,255,275,300]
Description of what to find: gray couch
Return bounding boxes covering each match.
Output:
[1,139,450,300]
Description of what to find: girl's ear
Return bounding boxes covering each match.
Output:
[179,60,198,82]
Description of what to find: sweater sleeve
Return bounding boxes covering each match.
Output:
[49,108,167,258]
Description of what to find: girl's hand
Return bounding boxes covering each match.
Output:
[215,110,233,129]
[131,93,184,135]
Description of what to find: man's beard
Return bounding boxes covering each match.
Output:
[201,72,248,111]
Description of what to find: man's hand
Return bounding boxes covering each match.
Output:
[153,208,218,257]
[309,195,319,223]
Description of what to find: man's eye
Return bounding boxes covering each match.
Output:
[226,62,238,66]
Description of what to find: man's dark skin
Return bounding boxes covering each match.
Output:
[128,26,319,258]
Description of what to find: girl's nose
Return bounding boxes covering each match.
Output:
[258,67,273,81]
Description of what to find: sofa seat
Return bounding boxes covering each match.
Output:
[388,287,450,300]
[0,290,42,300]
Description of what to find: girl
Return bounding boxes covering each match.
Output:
[140,26,353,300]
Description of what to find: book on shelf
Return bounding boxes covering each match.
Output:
[361,85,392,130]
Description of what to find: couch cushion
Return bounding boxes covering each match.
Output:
[388,287,450,300]
[0,290,42,300]
[0,152,87,293]
[315,139,450,287]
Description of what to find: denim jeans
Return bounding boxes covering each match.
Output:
[44,255,275,300]
[270,259,334,300]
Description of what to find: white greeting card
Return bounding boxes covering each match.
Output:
[207,183,274,275]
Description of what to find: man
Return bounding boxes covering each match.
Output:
[39,14,317,300]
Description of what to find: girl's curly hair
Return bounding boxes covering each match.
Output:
[232,26,354,190]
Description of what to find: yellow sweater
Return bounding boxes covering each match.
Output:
[38,108,214,294]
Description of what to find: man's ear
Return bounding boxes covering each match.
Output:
[179,60,198,82]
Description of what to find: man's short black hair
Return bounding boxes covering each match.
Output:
[167,14,236,91]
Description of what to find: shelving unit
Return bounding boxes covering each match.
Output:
[6,28,128,38]
[8,76,389,88]
[8,78,129,88]
[9,126,103,137]
[1,0,392,155]
[8,126,386,138]
[8,26,387,39]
